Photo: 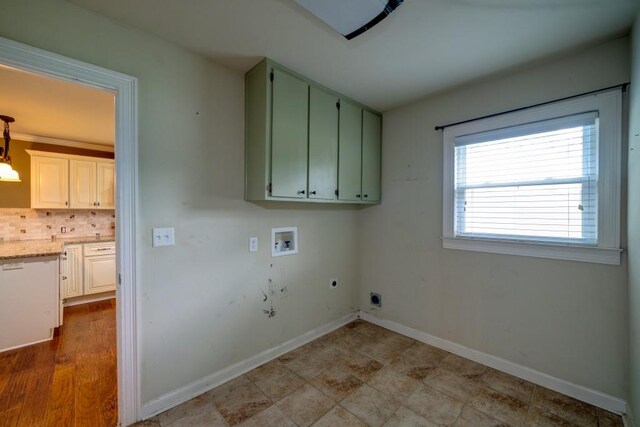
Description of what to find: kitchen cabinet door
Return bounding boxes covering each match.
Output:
[31,156,69,209]
[338,100,363,201]
[270,68,309,198]
[84,254,116,295]
[362,110,382,202]
[96,161,115,209]
[69,160,96,209]
[308,87,338,200]
[61,244,83,298]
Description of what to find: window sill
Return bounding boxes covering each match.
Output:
[442,237,622,265]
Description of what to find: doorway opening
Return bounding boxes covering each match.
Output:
[0,37,139,425]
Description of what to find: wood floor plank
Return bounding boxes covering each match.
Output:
[0,300,117,427]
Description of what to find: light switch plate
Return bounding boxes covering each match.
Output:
[249,236,258,252]
[152,227,175,247]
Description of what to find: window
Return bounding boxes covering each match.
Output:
[442,89,622,265]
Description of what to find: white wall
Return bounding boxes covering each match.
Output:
[359,37,630,399]
[0,0,360,404]
[628,12,640,426]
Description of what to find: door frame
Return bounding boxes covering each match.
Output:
[0,36,140,425]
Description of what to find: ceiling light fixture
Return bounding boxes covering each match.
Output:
[0,115,21,182]
[295,0,404,40]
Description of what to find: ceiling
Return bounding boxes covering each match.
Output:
[67,0,639,111]
[0,65,114,146]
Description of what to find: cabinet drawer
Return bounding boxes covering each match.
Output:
[83,242,115,256]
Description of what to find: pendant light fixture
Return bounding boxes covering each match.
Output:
[0,115,21,182]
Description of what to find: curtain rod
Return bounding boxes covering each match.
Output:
[434,83,629,132]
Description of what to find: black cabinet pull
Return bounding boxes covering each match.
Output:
[297,190,306,195]
[310,191,317,195]
[356,194,361,198]
[364,194,368,198]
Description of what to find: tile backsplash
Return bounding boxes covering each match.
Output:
[0,208,115,241]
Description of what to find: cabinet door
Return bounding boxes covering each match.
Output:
[270,68,309,198]
[84,255,116,295]
[69,160,97,209]
[308,87,338,200]
[31,156,69,209]
[61,244,83,298]
[362,110,382,202]
[96,161,115,209]
[338,101,363,201]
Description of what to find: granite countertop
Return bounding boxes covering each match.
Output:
[0,236,115,260]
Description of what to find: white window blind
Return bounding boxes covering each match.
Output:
[454,112,598,245]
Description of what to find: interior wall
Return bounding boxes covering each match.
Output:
[0,0,360,404]
[0,139,113,208]
[628,12,640,426]
[359,37,630,399]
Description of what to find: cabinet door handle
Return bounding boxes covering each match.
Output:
[356,194,361,198]
[65,201,68,206]
[95,248,112,251]
[297,190,306,195]
[310,191,317,195]
[363,194,368,198]
[62,276,67,280]
[97,202,101,206]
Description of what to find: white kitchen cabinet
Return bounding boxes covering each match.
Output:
[69,160,97,209]
[61,244,83,298]
[0,256,59,352]
[27,150,114,210]
[96,161,115,209]
[84,254,116,295]
[30,155,69,209]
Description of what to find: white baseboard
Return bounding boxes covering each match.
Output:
[64,291,115,307]
[624,406,635,427]
[358,311,627,415]
[141,311,358,420]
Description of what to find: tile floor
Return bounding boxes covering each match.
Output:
[136,319,623,426]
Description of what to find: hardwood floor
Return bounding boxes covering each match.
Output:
[0,299,117,427]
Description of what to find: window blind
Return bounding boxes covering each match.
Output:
[454,112,598,245]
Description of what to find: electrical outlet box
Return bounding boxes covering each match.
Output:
[152,227,175,247]
[329,278,338,289]
[370,292,382,307]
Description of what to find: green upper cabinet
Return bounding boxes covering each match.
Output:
[338,100,363,202]
[244,58,382,204]
[362,110,382,202]
[308,87,339,200]
[271,69,309,198]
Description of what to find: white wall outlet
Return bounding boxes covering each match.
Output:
[152,227,175,247]
[249,236,258,252]
[329,278,338,289]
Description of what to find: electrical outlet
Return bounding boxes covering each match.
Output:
[370,292,382,307]
[249,236,258,252]
[329,278,338,289]
[152,227,175,247]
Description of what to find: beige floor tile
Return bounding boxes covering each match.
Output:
[168,402,228,427]
[236,404,296,427]
[283,350,328,380]
[440,354,487,380]
[278,345,311,363]
[389,344,445,380]
[248,362,305,401]
[212,382,272,425]
[133,421,161,426]
[204,375,252,401]
[342,349,385,381]
[339,329,371,349]
[341,384,401,427]
[155,394,219,426]
[526,405,576,426]
[378,332,416,352]
[405,384,464,425]
[455,405,510,427]
[481,368,534,403]
[531,386,597,426]
[467,384,528,426]
[350,321,389,339]
[382,406,437,426]
[276,383,334,427]
[357,339,404,364]
[310,365,363,402]
[367,366,421,400]
[596,408,624,427]
[312,405,367,427]
[423,366,479,402]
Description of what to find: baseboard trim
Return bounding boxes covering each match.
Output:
[64,292,115,307]
[623,406,635,427]
[141,311,358,420]
[358,310,627,415]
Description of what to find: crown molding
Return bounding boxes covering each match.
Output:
[12,132,114,153]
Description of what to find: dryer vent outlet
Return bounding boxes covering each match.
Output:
[370,292,382,307]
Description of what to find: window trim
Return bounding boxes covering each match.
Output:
[442,89,622,265]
